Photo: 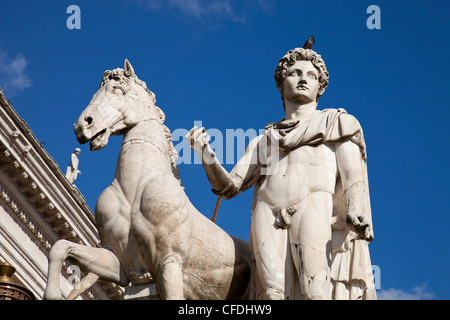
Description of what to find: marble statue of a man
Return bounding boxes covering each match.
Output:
[186,47,376,300]
[65,148,81,184]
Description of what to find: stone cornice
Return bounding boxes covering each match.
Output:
[0,90,98,246]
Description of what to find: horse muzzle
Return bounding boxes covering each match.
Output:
[74,107,110,150]
[74,121,110,151]
[74,123,91,145]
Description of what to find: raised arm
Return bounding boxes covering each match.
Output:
[185,126,261,199]
[335,139,372,241]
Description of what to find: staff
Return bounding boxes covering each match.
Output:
[211,195,222,223]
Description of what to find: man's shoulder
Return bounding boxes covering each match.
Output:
[320,107,348,117]
[321,107,362,129]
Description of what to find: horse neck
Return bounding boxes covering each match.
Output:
[122,117,166,149]
[116,109,173,181]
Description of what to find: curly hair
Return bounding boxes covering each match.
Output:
[274,48,329,104]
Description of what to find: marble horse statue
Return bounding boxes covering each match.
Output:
[44,60,251,300]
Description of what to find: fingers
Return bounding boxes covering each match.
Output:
[346,212,360,227]
[358,215,373,241]
[185,126,198,145]
[185,127,211,158]
[193,127,208,146]
[346,213,371,240]
[364,226,373,241]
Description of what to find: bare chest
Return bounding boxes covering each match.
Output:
[257,143,338,205]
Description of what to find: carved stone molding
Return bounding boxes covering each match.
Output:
[0,143,82,244]
[0,182,52,251]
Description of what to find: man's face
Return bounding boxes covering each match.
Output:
[283,60,320,104]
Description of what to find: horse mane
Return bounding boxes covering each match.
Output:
[153,106,182,186]
[100,68,182,186]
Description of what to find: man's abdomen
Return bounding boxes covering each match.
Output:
[257,144,337,207]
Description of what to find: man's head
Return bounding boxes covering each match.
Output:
[274,48,329,106]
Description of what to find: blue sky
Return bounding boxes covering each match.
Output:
[0,0,449,299]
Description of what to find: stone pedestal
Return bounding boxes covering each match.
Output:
[124,283,160,300]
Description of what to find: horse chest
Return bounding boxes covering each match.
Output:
[95,182,133,251]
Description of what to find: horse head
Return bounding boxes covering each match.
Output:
[74,59,156,150]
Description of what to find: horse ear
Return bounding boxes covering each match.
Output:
[124,59,135,77]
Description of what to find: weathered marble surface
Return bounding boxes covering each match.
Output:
[186,46,376,300]
[45,42,376,300]
[44,60,251,300]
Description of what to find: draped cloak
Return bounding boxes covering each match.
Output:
[217,108,376,300]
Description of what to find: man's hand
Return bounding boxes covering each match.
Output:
[346,212,373,241]
[185,126,216,165]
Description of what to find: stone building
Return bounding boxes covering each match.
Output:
[0,88,123,299]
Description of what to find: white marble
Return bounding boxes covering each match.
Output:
[65,148,81,183]
[186,47,376,300]
[124,283,159,300]
[44,60,251,300]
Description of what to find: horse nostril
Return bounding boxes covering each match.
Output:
[86,116,93,125]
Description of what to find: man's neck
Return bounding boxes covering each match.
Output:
[284,100,318,120]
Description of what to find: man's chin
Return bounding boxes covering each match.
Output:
[289,95,317,104]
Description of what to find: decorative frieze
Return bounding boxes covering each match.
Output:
[0,182,52,251]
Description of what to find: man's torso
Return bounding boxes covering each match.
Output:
[255,142,337,208]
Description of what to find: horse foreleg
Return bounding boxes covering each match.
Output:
[44,239,128,300]
[156,258,184,300]
[45,240,72,300]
